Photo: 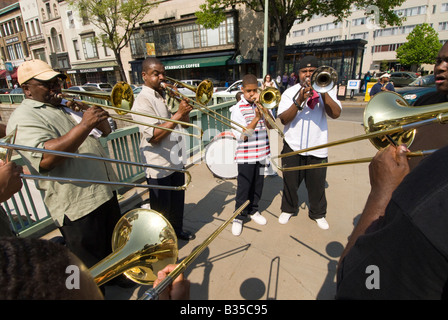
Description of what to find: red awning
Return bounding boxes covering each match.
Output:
[0,70,6,80]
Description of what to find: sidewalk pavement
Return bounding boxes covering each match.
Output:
[97,115,378,300]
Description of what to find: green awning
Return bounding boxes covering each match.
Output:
[164,55,232,70]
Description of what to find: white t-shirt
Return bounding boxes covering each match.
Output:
[277,84,341,158]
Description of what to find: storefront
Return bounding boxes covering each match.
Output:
[67,61,120,86]
[129,51,261,87]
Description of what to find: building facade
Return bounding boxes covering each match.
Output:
[2,0,445,88]
[126,1,264,86]
[0,1,28,87]
[286,0,448,74]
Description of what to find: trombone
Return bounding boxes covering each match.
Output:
[271,91,448,171]
[89,200,250,299]
[292,65,338,108]
[62,82,203,139]
[257,87,284,138]
[0,133,191,191]
[163,77,248,134]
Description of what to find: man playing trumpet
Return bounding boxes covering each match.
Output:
[277,56,342,229]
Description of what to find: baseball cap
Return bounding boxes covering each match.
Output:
[298,55,318,70]
[379,73,391,79]
[18,59,66,85]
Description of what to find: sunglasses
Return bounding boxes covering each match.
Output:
[28,78,64,89]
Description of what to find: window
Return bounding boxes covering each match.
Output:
[7,45,15,60]
[308,22,341,33]
[51,28,61,52]
[73,39,81,60]
[440,22,448,31]
[81,34,98,59]
[67,11,75,28]
[46,3,52,20]
[131,16,235,56]
[292,29,305,37]
[352,17,366,26]
[58,34,65,51]
[53,4,59,17]
[101,35,111,56]
[395,5,427,17]
[351,32,368,40]
[35,19,41,34]
[14,43,24,59]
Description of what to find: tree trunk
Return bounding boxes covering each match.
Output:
[275,35,287,77]
[114,50,128,83]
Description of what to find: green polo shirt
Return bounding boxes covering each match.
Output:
[6,99,118,227]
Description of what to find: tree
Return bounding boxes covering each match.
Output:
[67,0,159,81]
[396,23,442,71]
[195,0,406,76]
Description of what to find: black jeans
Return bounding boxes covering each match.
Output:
[235,162,265,219]
[146,171,185,234]
[280,142,327,219]
[59,193,122,268]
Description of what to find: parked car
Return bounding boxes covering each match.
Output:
[389,72,418,87]
[67,85,104,92]
[395,74,437,105]
[0,88,10,94]
[83,83,113,92]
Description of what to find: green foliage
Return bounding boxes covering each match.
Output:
[396,23,442,67]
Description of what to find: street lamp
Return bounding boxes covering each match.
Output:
[262,0,268,77]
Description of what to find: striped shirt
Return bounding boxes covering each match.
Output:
[230,98,270,164]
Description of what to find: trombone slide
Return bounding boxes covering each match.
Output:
[0,141,191,190]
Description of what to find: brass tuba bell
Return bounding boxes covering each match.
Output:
[89,208,178,287]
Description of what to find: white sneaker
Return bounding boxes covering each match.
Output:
[278,212,292,224]
[315,217,329,230]
[250,212,267,225]
[232,219,243,236]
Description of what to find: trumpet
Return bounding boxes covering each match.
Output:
[62,82,203,139]
[0,131,191,190]
[162,78,248,134]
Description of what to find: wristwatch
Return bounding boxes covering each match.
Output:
[294,99,303,111]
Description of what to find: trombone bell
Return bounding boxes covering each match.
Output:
[259,87,281,109]
[63,81,134,115]
[166,77,214,105]
[90,208,178,287]
[363,91,434,149]
[311,66,338,93]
